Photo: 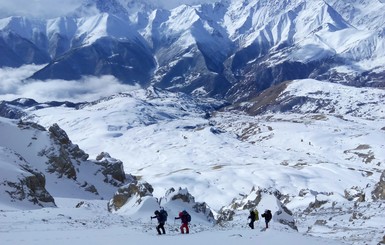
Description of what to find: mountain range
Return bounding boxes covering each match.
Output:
[1,0,385,102]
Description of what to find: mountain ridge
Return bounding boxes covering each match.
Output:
[1,0,384,102]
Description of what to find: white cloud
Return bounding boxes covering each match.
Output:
[0,0,223,18]
[0,0,81,18]
[151,0,220,9]
[0,65,140,103]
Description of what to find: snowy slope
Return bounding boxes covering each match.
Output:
[0,146,55,210]
[0,117,129,210]
[0,115,351,245]
[1,79,380,243]
[0,198,347,245]
[22,81,384,207]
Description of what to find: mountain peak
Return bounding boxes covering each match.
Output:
[0,0,384,103]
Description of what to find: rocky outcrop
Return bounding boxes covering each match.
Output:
[0,102,27,119]
[107,180,152,212]
[3,162,55,207]
[17,121,78,179]
[344,186,365,202]
[379,235,385,244]
[1,119,134,206]
[45,124,131,195]
[22,168,56,206]
[168,187,195,203]
[163,187,215,223]
[93,152,127,185]
[40,123,89,180]
[372,170,385,200]
[18,120,47,131]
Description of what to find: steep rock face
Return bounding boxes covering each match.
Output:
[43,123,88,179]
[0,31,50,67]
[21,168,56,205]
[31,36,156,84]
[372,170,385,200]
[94,152,127,185]
[0,147,56,208]
[4,171,56,207]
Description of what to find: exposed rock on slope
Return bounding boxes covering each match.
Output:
[107,180,153,212]
[45,123,83,179]
[161,187,215,223]
[372,170,385,200]
[0,147,56,208]
[0,118,130,208]
[94,152,127,185]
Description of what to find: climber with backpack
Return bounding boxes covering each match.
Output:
[248,209,259,229]
[261,209,272,229]
[174,210,191,234]
[151,208,168,235]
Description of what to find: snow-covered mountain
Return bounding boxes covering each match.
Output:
[0,0,384,102]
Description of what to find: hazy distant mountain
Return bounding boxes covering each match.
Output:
[0,0,384,102]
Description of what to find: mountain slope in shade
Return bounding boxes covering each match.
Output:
[0,0,384,102]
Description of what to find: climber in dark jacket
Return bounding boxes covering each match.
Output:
[248,210,256,229]
[261,210,272,229]
[151,210,166,235]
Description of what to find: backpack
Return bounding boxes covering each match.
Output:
[266,210,272,220]
[254,209,259,221]
[183,210,191,222]
[159,209,168,222]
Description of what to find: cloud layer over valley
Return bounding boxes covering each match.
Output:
[0,65,139,102]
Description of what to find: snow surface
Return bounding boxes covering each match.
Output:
[0,198,346,245]
[1,78,383,244]
[23,80,385,211]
